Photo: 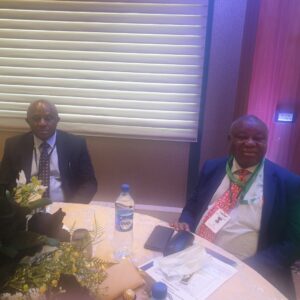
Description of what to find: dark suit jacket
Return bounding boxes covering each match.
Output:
[0,130,97,204]
[179,157,300,296]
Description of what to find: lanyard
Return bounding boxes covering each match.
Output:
[226,156,263,204]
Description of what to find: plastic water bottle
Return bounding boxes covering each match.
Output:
[114,184,134,260]
[151,282,168,300]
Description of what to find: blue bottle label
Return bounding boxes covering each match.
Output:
[115,208,133,232]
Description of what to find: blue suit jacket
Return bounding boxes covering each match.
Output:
[180,157,300,278]
[0,130,97,203]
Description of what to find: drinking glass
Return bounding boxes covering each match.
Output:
[71,228,93,258]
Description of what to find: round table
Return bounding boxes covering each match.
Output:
[48,202,287,300]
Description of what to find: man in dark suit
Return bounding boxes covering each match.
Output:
[0,100,97,203]
[172,115,300,298]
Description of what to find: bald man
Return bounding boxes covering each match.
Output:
[0,100,97,203]
[172,115,300,298]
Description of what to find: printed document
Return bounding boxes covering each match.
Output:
[146,256,237,300]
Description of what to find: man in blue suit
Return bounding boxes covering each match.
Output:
[0,100,97,203]
[172,115,300,298]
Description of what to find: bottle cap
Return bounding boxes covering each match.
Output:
[121,184,130,193]
[151,282,167,299]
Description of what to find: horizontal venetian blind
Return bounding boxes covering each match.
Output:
[0,0,208,142]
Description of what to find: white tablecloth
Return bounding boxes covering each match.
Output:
[48,202,287,300]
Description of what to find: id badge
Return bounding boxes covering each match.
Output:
[205,208,231,234]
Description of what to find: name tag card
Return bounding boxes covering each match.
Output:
[205,209,230,234]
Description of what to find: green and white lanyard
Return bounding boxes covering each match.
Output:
[226,156,263,205]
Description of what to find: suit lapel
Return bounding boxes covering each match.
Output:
[196,159,227,225]
[56,131,68,178]
[22,133,34,182]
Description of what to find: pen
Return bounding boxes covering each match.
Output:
[140,260,154,271]
[205,248,237,267]
[140,249,237,271]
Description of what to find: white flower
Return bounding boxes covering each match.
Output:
[0,293,24,300]
[16,170,27,186]
[0,290,46,300]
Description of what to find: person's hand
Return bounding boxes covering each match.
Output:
[169,222,190,232]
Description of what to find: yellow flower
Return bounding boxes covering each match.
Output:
[72,251,79,257]
[72,265,77,273]
[54,250,63,259]
[13,174,47,206]
[22,284,29,293]
[27,192,43,203]
[39,284,47,294]
[51,280,58,287]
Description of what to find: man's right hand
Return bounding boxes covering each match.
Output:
[169,222,191,232]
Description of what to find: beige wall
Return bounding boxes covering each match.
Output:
[0,130,189,208]
[86,135,189,207]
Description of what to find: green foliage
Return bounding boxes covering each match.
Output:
[0,177,107,298]
[4,243,108,297]
[0,179,55,293]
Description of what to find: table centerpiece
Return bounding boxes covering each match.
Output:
[0,172,108,299]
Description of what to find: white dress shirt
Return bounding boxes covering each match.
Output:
[196,159,264,260]
[31,132,65,202]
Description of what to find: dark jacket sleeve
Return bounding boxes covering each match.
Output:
[0,137,21,191]
[247,169,300,261]
[70,137,97,203]
[244,169,300,298]
[59,133,97,204]
[179,175,205,231]
[179,159,226,231]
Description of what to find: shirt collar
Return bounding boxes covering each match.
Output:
[232,158,258,174]
[33,131,57,149]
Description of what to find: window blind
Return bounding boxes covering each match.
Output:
[0,0,208,142]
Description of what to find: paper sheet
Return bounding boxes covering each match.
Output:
[146,256,238,300]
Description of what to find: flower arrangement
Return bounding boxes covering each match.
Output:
[2,243,107,299]
[0,172,108,299]
[14,171,48,208]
